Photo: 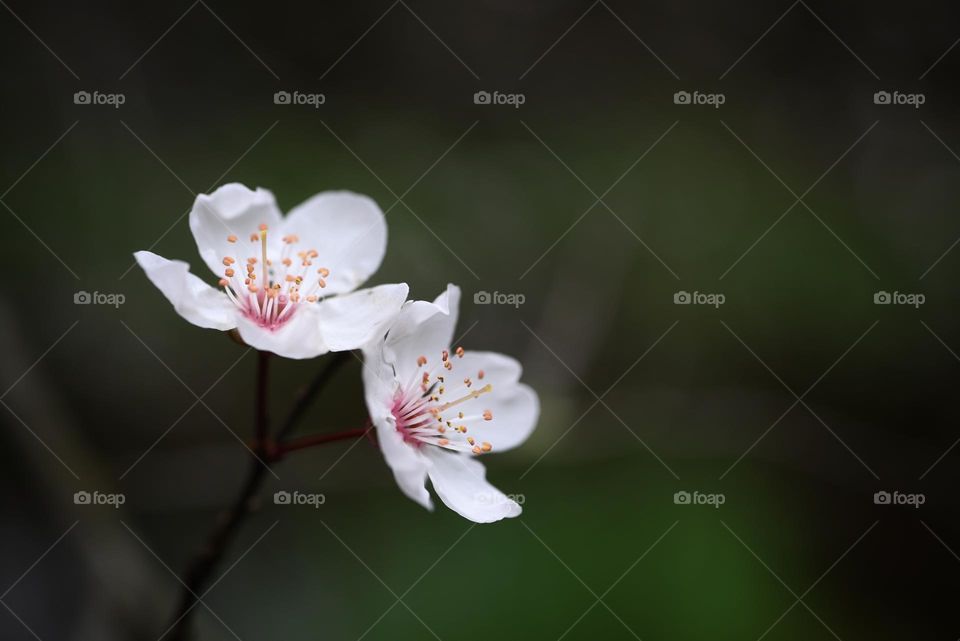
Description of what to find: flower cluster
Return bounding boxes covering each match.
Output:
[136,184,539,523]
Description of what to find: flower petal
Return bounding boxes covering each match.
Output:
[234,304,326,359]
[383,284,461,383]
[375,417,433,511]
[134,251,235,330]
[444,351,539,453]
[189,183,283,278]
[425,449,521,523]
[361,354,433,510]
[280,191,388,295]
[316,283,409,352]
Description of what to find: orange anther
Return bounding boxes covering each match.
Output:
[227,234,237,243]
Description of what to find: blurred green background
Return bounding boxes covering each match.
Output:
[2,0,960,639]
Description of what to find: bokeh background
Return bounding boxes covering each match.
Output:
[2,0,960,639]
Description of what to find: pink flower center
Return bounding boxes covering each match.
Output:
[216,224,331,331]
[390,347,495,454]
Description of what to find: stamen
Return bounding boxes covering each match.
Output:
[436,383,493,412]
[260,227,268,287]
[217,224,333,331]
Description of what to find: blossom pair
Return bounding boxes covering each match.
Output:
[136,184,538,522]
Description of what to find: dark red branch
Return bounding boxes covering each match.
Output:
[271,427,370,459]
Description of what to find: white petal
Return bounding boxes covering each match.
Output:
[280,191,388,295]
[425,449,521,523]
[374,416,433,511]
[316,283,409,352]
[361,350,433,510]
[444,351,539,453]
[189,183,283,278]
[134,251,235,330]
[234,304,327,359]
[383,284,461,383]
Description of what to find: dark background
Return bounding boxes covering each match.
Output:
[2,0,959,638]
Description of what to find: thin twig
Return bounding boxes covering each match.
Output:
[166,349,356,640]
[275,350,351,442]
[271,427,370,459]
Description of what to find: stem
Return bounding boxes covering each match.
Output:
[275,350,351,443]
[165,350,353,640]
[168,462,267,640]
[255,351,270,453]
[271,427,370,459]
